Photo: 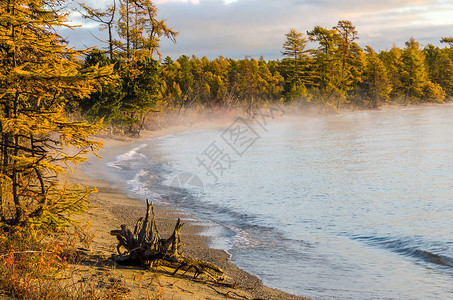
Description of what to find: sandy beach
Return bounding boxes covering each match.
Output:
[68,124,307,300]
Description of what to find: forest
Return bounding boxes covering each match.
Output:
[75,1,453,134]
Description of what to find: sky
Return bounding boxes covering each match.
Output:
[61,0,453,60]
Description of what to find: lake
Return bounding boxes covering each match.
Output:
[104,104,453,299]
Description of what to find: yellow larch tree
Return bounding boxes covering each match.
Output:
[115,0,178,60]
[0,0,114,229]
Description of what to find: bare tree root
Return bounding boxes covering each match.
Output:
[110,199,224,282]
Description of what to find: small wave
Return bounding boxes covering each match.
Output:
[352,235,453,268]
[222,224,262,250]
[126,169,162,201]
[162,185,286,251]
[107,143,148,169]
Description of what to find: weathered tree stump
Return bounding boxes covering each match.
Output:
[110,199,224,281]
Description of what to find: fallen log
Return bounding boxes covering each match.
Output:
[110,199,224,281]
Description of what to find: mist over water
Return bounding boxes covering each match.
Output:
[99,105,453,299]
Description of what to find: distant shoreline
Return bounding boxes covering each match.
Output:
[96,100,453,143]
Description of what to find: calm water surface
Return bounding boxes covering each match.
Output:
[100,105,453,299]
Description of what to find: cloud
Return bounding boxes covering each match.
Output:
[62,0,453,59]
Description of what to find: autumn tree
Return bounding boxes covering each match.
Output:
[307,26,337,106]
[170,55,195,113]
[78,0,117,59]
[400,37,445,103]
[380,45,404,100]
[231,58,284,115]
[188,56,215,107]
[0,0,113,229]
[440,37,453,47]
[307,21,365,109]
[160,56,183,109]
[281,28,311,101]
[282,28,308,62]
[257,57,285,102]
[307,25,343,110]
[115,0,178,59]
[362,46,392,108]
[210,56,232,106]
[333,20,364,107]
[424,44,453,97]
[400,37,427,101]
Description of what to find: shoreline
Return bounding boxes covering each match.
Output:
[70,124,306,299]
[68,101,452,299]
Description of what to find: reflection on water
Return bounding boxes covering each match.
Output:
[102,105,453,299]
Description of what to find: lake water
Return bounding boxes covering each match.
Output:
[101,105,453,299]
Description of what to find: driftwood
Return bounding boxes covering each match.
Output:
[110,199,224,281]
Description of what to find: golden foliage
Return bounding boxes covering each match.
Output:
[0,0,113,229]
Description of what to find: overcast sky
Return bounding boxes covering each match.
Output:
[61,0,453,60]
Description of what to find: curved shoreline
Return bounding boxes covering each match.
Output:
[72,102,453,299]
[71,125,307,299]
